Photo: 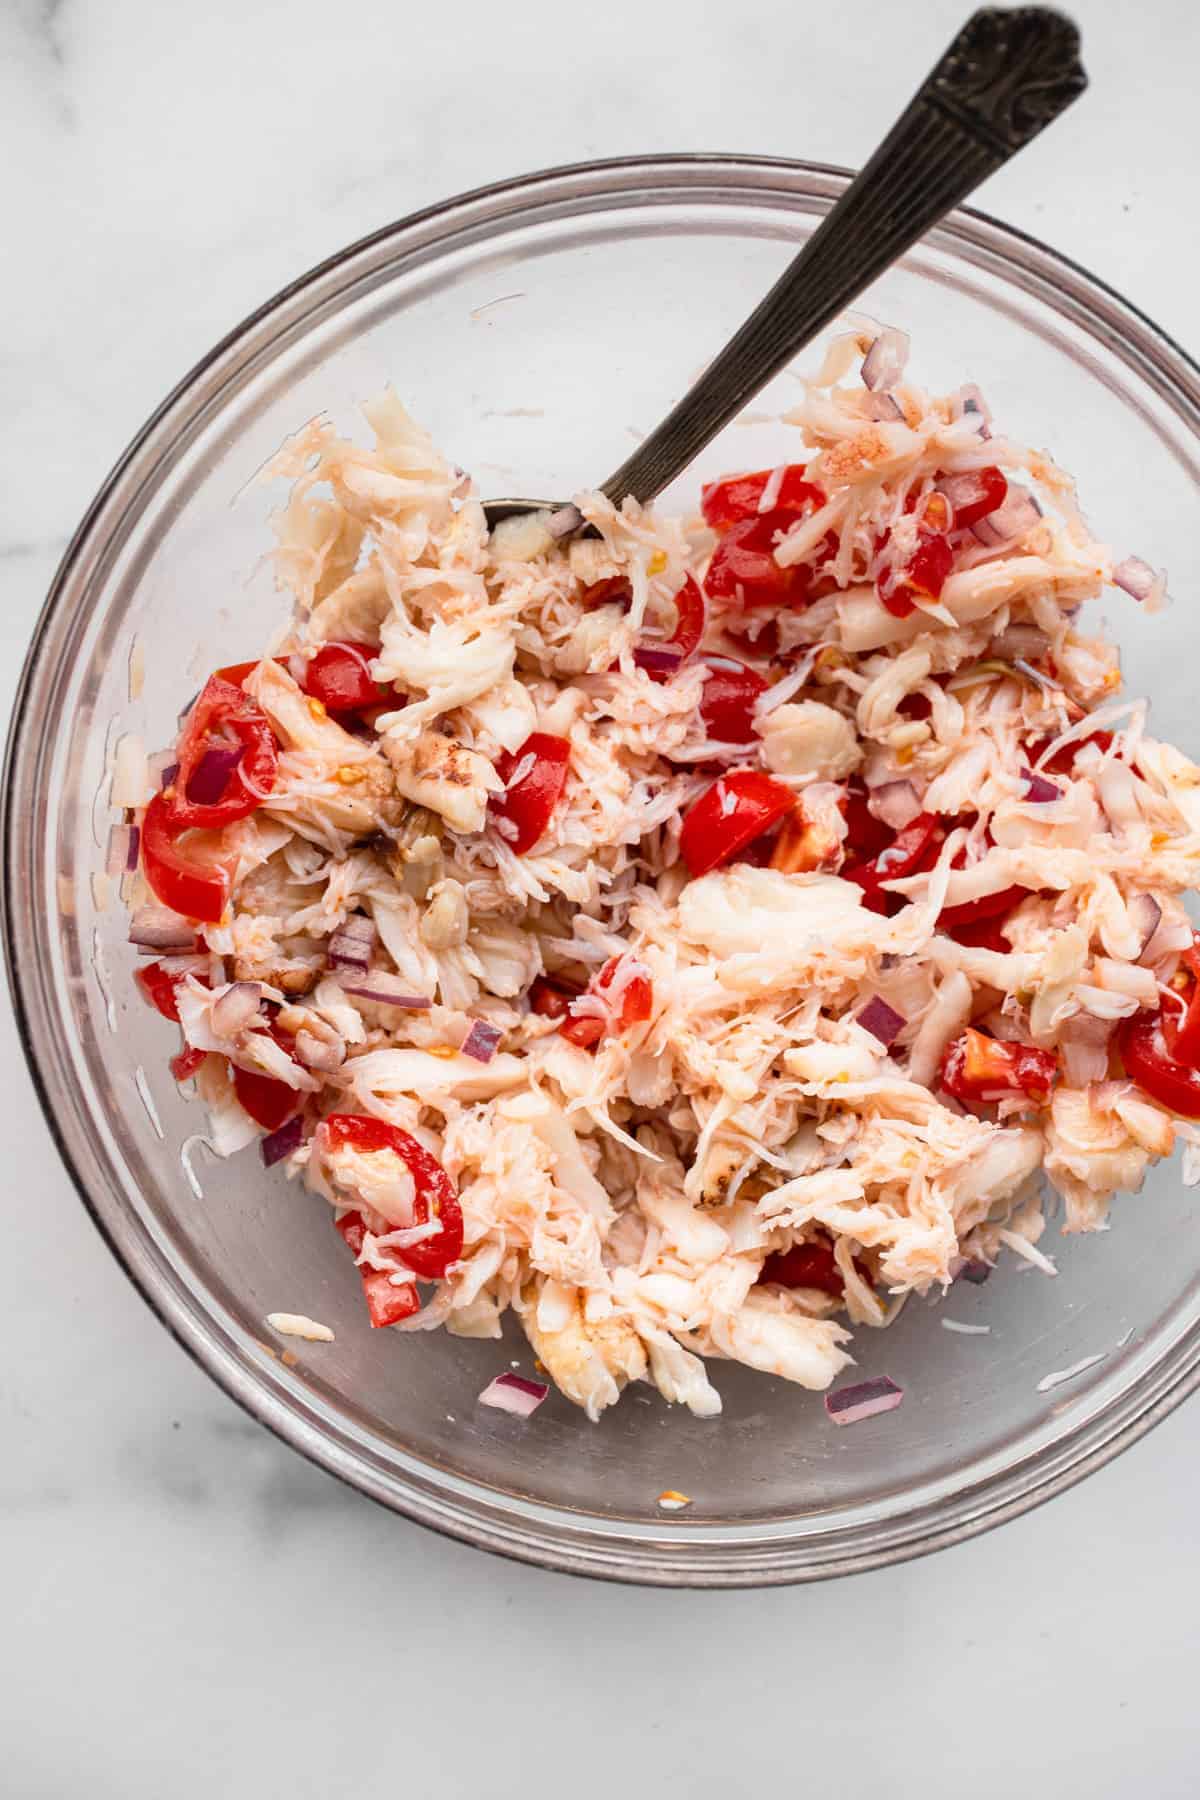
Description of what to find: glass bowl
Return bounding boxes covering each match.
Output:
[6,157,1200,1588]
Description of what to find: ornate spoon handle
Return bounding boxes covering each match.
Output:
[601,7,1087,508]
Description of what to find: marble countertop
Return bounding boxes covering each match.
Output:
[3,1,1198,1793]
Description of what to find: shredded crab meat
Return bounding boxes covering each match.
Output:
[128,333,1200,1422]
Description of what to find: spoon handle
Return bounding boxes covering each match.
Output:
[601,6,1086,508]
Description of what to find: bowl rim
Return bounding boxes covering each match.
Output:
[6,153,1200,1588]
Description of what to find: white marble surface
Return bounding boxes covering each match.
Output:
[3,0,1199,1792]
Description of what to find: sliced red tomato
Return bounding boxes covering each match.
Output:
[844,812,943,916]
[141,791,234,924]
[696,658,767,743]
[301,641,389,714]
[701,466,826,531]
[679,770,796,878]
[214,659,261,688]
[936,464,1007,530]
[170,1044,208,1083]
[134,960,201,1022]
[334,1211,421,1328]
[634,575,706,678]
[941,1028,1057,1106]
[1119,1010,1200,1119]
[528,976,583,1020]
[1027,729,1115,777]
[1162,937,1200,1066]
[581,577,633,610]
[490,732,571,855]
[759,1239,845,1296]
[322,1114,463,1278]
[841,783,894,863]
[233,1029,302,1133]
[705,509,835,610]
[877,532,954,619]
[559,956,653,1049]
[940,914,1013,952]
[938,883,1029,931]
[171,675,279,830]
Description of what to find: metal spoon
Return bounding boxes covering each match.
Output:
[483,5,1086,537]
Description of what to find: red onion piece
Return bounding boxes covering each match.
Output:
[460,1020,503,1064]
[1021,767,1061,804]
[211,981,262,1036]
[479,1372,549,1417]
[868,778,921,831]
[825,1376,904,1426]
[185,744,243,806]
[547,504,583,540]
[338,913,377,946]
[1130,893,1163,960]
[632,645,685,675]
[338,974,432,1009]
[958,1259,992,1286]
[106,823,140,877]
[261,1114,304,1167]
[857,996,906,1048]
[129,904,198,952]
[1059,1011,1115,1087]
[862,392,904,422]
[861,327,909,392]
[971,489,1042,547]
[955,385,992,437]
[1113,556,1158,602]
[328,914,378,969]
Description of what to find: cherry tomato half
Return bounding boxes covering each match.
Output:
[938,883,1029,931]
[560,957,653,1049]
[877,532,954,619]
[705,510,832,610]
[1165,938,1200,1065]
[941,1028,1057,1106]
[844,813,943,915]
[334,1211,421,1328]
[490,732,571,855]
[679,771,796,878]
[171,676,279,831]
[633,575,707,678]
[1119,1011,1200,1119]
[936,464,1007,530]
[170,1044,208,1083]
[528,976,583,1020]
[321,1114,463,1279]
[301,641,389,714]
[141,792,234,924]
[232,1028,302,1132]
[697,658,767,743]
[134,960,198,1023]
[701,466,825,531]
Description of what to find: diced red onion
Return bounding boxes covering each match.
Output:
[633,645,685,675]
[211,981,262,1036]
[868,778,921,831]
[1130,893,1163,960]
[1021,767,1061,804]
[936,469,1004,520]
[185,745,242,806]
[971,489,1042,547]
[1137,906,1191,970]
[479,1372,549,1417]
[991,624,1049,661]
[546,504,583,541]
[863,392,904,422]
[129,904,198,952]
[338,974,432,1009]
[857,996,906,1048]
[106,823,140,877]
[958,1258,992,1286]
[1059,1011,1115,1087]
[861,327,909,392]
[955,384,992,436]
[261,1114,304,1167]
[328,914,378,969]
[825,1376,904,1425]
[460,1020,503,1063]
[1113,556,1158,602]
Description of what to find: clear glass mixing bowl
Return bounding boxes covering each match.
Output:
[6,158,1200,1587]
